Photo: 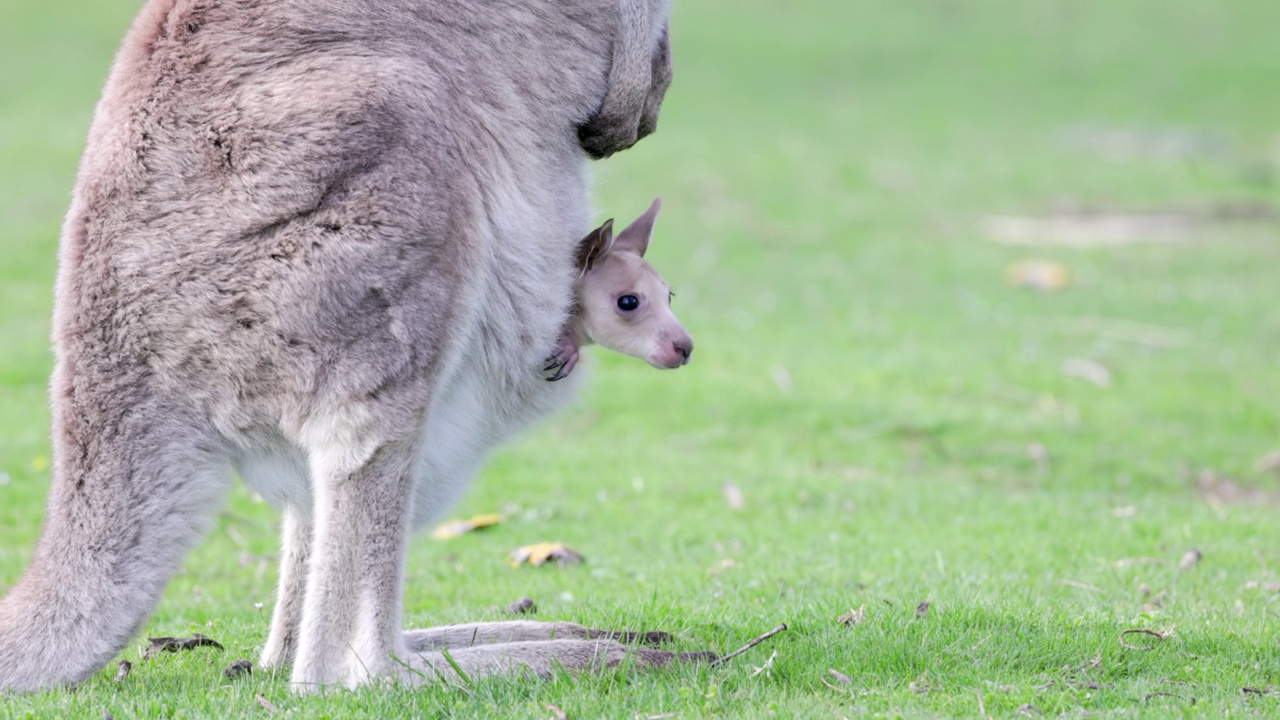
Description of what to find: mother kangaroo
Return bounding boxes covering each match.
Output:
[0,0,693,693]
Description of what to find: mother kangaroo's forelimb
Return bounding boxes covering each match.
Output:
[578,0,674,158]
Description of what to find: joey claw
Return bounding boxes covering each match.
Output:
[544,328,580,381]
[547,352,577,382]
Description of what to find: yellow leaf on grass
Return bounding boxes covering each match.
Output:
[509,542,583,568]
[836,604,866,626]
[31,456,48,472]
[1004,260,1070,291]
[430,512,503,540]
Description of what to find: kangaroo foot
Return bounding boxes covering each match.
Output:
[403,620,675,652]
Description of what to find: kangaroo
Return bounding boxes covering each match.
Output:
[545,198,693,382]
[0,0,705,694]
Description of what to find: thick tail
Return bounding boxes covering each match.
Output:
[0,370,227,693]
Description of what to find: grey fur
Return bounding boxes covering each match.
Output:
[0,0,683,693]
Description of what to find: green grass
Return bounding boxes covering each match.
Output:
[3,0,1280,717]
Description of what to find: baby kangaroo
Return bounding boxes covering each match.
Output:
[545,198,693,381]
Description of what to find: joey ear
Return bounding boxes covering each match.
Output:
[612,197,661,257]
[575,219,615,272]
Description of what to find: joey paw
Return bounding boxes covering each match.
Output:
[543,332,580,381]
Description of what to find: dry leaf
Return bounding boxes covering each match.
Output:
[1004,260,1070,291]
[723,482,746,511]
[827,668,851,685]
[1178,550,1201,571]
[113,660,131,683]
[1115,557,1164,569]
[770,365,794,395]
[1062,358,1112,387]
[837,604,866,626]
[256,694,278,714]
[1082,652,1102,672]
[915,601,931,619]
[546,704,568,720]
[224,659,253,679]
[749,649,777,678]
[431,512,503,540]
[1196,469,1280,505]
[1027,443,1050,474]
[143,634,223,660]
[909,673,933,693]
[1254,451,1280,475]
[507,597,537,615]
[509,542,583,568]
[710,558,736,576]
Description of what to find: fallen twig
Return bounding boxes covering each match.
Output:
[1055,579,1103,593]
[709,623,787,668]
[1113,557,1165,568]
[1144,692,1192,704]
[1118,628,1164,650]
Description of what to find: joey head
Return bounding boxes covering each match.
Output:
[545,198,693,381]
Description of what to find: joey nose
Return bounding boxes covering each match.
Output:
[673,337,693,365]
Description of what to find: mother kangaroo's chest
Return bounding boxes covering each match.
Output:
[407,319,585,530]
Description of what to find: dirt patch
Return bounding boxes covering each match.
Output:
[982,201,1277,247]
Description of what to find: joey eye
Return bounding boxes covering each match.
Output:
[616,294,640,312]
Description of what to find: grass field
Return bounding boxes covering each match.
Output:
[3,0,1280,717]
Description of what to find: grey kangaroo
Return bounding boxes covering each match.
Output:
[0,0,706,693]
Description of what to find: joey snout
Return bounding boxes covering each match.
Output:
[649,330,694,369]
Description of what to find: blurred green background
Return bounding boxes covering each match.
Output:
[2,0,1279,717]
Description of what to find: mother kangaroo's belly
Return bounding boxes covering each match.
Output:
[408,357,583,530]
